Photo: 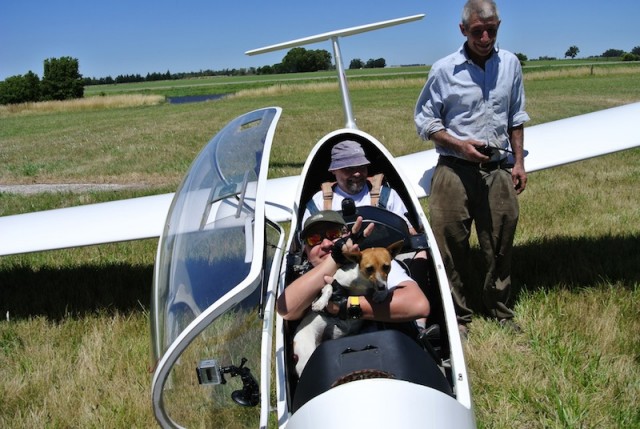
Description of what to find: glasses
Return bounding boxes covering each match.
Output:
[468,27,498,38]
[304,227,344,247]
[341,165,368,174]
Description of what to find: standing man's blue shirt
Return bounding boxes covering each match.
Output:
[414,45,530,159]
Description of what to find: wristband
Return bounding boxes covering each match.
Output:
[331,238,349,265]
[348,229,364,243]
[347,296,363,319]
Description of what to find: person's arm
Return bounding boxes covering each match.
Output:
[277,255,340,321]
[509,125,527,193]
[359,279,430,322]
[323,278,430,322]
[277,217,372,321]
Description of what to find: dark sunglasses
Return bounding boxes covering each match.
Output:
[469,27,498,38]
[304,227,344,247]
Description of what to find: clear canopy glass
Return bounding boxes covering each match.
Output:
[151,108,283,428]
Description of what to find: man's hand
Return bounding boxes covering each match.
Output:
[511,164,527,194]
[430,130,491,162]
[347,216,375,242]
[466,141,492,162]
[334,216,375,257]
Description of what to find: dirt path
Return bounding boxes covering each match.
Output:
[0,184,149,195]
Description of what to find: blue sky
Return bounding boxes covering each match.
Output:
[1,0,638,81]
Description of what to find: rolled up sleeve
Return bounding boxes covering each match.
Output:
[414,73,445,141]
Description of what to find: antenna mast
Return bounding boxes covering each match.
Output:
[331,36,356,129]
[246,14,425,130]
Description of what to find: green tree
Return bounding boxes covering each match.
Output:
[564,45,580,59]
[349,58,364,69]
[309,49,332,71]
[515,52,528,66]
[632,46,640,56]
[281,48,332,73]
[256,65,274,75]
[281,48,307,73]
[0,71,41,104]
[601,48,625,58]
[365,58,386,68]
[40,56,84,101]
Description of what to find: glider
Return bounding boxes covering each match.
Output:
[1,13,639,429]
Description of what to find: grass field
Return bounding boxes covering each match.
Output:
[1,63,639,428]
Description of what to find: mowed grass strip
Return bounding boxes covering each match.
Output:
[1,64,639,428]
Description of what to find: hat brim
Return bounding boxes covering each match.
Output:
[328,157,370,171]
[300,220,345,238]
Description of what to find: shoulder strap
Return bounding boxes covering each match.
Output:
[306,198,320,215]
[321,181,335,210]
[378,184,390,209]
[318,173,389,210]
[369,173,384,207]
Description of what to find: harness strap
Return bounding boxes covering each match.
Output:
[321,181,335,210]
[318,173,388,210]
[368,173,383,207]
[378,186,390,209]
[307,199,319,215]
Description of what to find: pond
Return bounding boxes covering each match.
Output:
[167,94,228,104]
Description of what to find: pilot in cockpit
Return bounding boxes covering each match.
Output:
[276,210,429,329]
[301,139,434,333]
[302,140,410,228]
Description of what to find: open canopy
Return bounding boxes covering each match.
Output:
[151,108,284,428]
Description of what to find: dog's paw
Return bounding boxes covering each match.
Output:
[311,299,325,312]
[311,285,333,311]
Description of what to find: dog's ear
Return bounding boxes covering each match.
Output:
[387,240,405,258]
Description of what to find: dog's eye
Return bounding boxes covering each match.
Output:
[365,266,375,275]
[383,264,391,273]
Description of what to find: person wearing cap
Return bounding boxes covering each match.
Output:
[302,140,409,225]
[276,210,429,324]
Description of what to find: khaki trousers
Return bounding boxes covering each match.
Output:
[429,158,519,325]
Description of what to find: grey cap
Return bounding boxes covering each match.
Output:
[328,140,370,171]
[300,210,346,238]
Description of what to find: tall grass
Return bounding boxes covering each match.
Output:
[1,64,639,428]
[0,94,165,117]
[467,285,640,428]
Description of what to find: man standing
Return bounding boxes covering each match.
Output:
[414,0,529,337]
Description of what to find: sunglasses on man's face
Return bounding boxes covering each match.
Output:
[304,227,344,247]
[468,26,498,38]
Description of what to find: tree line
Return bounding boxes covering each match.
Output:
[253,48,387,74]
[2,45,639,105]
[514,45,640,62]
[0,48,388,104]
[562,45,640,60]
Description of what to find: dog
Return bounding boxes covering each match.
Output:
[292,240,404,377]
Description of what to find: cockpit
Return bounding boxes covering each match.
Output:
[281,134,454,412]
